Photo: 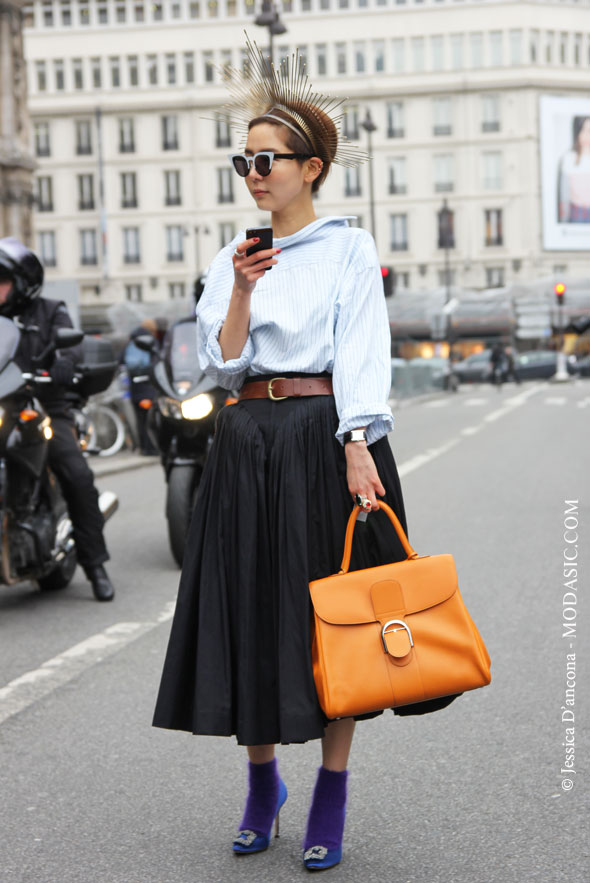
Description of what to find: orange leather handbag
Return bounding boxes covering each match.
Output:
[309,502,491,719]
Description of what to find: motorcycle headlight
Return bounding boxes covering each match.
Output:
[180,394,214,420]
[158,396,183,419]
[0,405,4,428]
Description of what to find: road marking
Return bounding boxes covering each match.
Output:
[424,399,449,408]
[464,398,488,406]
[545,397,567,405]
[461,426,481,436]
[398,438,460,476]
[0,603,175,726]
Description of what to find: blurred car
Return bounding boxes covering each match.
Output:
[573,354,590,377]
[407,356,458,391]
[453,350,495,383]
[515,350,577,379]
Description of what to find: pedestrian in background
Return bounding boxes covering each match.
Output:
[153,39,451,872]
[121,318,166,455]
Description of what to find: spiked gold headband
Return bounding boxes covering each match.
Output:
[218,35,369,169]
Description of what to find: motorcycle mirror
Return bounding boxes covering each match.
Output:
[134,334,157,353]
[55,328,84,348]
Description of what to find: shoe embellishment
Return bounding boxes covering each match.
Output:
[234,830,258,847]
[304,846,328,861]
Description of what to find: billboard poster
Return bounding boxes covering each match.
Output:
[539,95,590,251]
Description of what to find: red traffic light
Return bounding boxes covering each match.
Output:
[554,283,566,296]
[381,267,390,278]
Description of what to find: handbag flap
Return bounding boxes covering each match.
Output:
[309,554,458,626]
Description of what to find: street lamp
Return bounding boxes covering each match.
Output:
[360,108,377,240]
[255,1,287,71]
[437,198,455,368]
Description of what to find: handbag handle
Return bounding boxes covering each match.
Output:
[339,501,418,574]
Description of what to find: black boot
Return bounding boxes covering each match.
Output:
[85,564,115,602]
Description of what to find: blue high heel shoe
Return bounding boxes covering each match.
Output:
[233,779,288,855]
[303,844,342,871]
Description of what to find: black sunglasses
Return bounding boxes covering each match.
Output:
[228,151,312,178]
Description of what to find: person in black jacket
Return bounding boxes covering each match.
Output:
[0,237,115,601]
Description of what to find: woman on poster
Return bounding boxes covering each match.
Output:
[558,116,590,223]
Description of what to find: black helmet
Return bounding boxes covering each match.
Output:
[0,237,44,317]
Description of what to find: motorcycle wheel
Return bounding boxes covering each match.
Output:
[166,465,201,568]
[86,404,126,457]
[38,547,78,592]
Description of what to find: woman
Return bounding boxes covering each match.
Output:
[153,39,411,871]
[558,116,590,223]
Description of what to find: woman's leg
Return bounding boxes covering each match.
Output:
[321,718,355,770]
[234,744,285,853]
[247,744,275,764]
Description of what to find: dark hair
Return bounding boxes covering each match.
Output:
[248,107,336,193]
[572,115,590,164]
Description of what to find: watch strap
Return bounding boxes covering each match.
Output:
[343,429,367,444]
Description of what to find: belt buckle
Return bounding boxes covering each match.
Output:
[267,377,288,401]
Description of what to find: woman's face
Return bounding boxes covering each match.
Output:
[243,123,314,213]
[578,118,590,150]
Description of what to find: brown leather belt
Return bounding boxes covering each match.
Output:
[239,376,333,401]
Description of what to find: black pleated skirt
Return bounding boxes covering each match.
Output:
[152,389,447,746]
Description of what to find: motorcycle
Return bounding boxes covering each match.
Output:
[136,316,233,566]
[0,316,118,593]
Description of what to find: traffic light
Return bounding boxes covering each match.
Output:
[381,266,394,298]
[554,282,566,306]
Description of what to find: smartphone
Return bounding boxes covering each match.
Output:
[245,226,274,269]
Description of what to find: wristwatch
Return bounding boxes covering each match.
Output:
[343,429,367,444]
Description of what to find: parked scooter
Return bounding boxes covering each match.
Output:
[0,316,118,593]
[136,317,233,566]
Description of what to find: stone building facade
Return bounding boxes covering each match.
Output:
[0,0,35,241]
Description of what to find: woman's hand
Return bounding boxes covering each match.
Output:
[232,237,280,296]
[345,441,385,511]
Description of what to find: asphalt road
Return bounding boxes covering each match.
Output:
[1,379,588,883]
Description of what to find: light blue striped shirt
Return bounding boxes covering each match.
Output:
[196,216,393,444]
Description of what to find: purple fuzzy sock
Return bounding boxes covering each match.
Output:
[239,758,280,836]
[304,767,348,851]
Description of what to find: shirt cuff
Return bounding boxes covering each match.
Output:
[204,317,254,375]
[336,404,394,446]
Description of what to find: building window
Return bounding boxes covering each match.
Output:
[35,61,47,92]
[219,222,235,249]
[431,35,444,71]
[434,154,454,193]
[38,231,57,267]
[121,172,138,208]
[316,43,327,76]
[172,2,182,18]
[470,33,483,68]
[489,31,503,67]
[388,158,407,195]
[396,271,410,290]
[128,56,139,87]
[54,60,65,91]
[433,98,452,136]
[91,58,102,88]
[166,226,185,261]
[530,30,539,64]
[344,167,362,197]
[116,3,127,23]
[184,52,195,84]
[80,229,98,265]
[42,1,54,26]
[189,1,200,17]
[215,115,231,148]
[297,45,308,74]
[374,40,385,73]
[147,55,158,85]
[125,284,143,302]
[509,30,523,65]
[207,0,218,16]
[119,118,135,153]
[342,107,359,140]
[79,0,90,26]
[153,3,163,21]
[204,51,215,83]
[545,31,554,65]
[123,227,141,263]
[336,42,347,75]
[34,122,51,157]
[485,267,505,288]
[166,54,177,85]
[482,152,502,189]
[485,209,503,246]
[60,1,72,27]
[387,102,404,138]
[354,42,366,74]
[450,34,463,70]
[36,176,53,212]
[217,168,234,203]
[72,58,83,90]
[164,171,182,206]
[75,120,93,155]
[482,96,501,133]
[134,3,144,22]
[78,174,95,210]
[168,282,186,299]
[559,32,568,65]
[390,214,408,251]
[574,33,582,66]
[110,57,121,88]
[392,38,405,73]
[97,1,108,24]
[162,115,179,150]
[411,37,425,72]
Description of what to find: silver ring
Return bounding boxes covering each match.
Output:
[234,248,244,258]
[355,494,372,512]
